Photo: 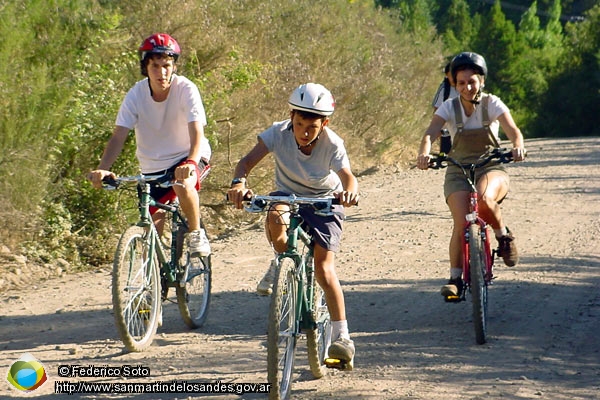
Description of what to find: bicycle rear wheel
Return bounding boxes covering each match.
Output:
[176,225,212,328]
[469,223,488,345]
[267,257,298,400]
[112,226,160,352]
[306,280,331,379]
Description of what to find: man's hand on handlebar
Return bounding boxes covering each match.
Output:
[87,169,116,189]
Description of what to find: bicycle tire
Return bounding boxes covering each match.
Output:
[306,281,331,379]
[469,223,488,345]
[112,226,160,352]
[267,257,297,400]
[176,224,212,329]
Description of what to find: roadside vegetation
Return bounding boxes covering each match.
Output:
[0,0,597,273]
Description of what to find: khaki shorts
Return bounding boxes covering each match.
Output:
[444,164,508,200]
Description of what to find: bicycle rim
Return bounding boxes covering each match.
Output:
[306,281,331,379]
[176,254,211,328]
[174,222,212,328]
[112,226,160,352]
[469,224,488,345]
[267,257,297,400]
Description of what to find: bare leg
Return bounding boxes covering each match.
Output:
[173,175,201,231]
[476,170,509,230]
[314,244,345,321]
[265,203,290,254]
[446,190,470,269]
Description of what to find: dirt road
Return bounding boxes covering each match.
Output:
[2,137,599,399]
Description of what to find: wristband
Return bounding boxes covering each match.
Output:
[180,159,199,168]
[231,177,246,187]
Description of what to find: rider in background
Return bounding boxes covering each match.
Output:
[87,33,211,258]
[431,61,458,112]
[416,52,526,300]
[431,60,459,153]
[227,83,359,367]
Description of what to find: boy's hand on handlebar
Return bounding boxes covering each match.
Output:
[416,153,432,170]
[334,191,359,207]
[87,169,116,189]
[227,187,253,209]
[174,163,195,181]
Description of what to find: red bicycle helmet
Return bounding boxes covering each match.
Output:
[138,33,181,76]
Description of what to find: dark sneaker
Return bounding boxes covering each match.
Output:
[441,278,463,301]
[497,228,519,267]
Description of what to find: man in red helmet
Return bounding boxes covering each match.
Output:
[88,33,211,257]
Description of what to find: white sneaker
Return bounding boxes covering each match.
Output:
[328,337,355,370]
[256,259,278,296]
[186,229,210,257]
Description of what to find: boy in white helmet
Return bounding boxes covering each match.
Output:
[227,83,359,367]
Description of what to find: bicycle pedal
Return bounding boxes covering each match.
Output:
[444,295,462,303]
[324,358,353,371]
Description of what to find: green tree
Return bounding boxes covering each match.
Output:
[441,0,475,54]
[532,5,600,136]
[472,1,524,103]
[519,1,545,49]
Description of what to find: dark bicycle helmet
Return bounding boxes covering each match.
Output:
[138,33,181,76]
[450,52,487,82]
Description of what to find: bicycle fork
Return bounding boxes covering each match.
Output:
[462,221,495,294]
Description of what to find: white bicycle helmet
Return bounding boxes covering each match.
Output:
[288,83,335,116]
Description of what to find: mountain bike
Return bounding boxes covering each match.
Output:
[428,147,516,345]
[245,194,348,400]
[103,172,211,352]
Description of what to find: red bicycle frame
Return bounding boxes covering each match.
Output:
[461,190,495,289]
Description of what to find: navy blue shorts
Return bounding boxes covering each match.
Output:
[270,191,344,252]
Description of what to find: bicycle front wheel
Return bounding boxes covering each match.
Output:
[112,226,160,352]
[267,257,298,400]
[306,281,331,379]
[469,223,488,345]
[176,226,212,328]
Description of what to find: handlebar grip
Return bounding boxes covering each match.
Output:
[102,176,119,188]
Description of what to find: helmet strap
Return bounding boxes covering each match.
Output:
[297,134,320,150]
[462,88,482,105]
[147,78,154,97]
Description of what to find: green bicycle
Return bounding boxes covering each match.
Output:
[245,194,349,400]
[103,172,211,352]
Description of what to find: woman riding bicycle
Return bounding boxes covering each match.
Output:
[416,52,526,300]
[227,83,359,367]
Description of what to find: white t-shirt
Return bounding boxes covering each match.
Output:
[435,93,509,141]
[259,120,351,197]
[116,74,211,173]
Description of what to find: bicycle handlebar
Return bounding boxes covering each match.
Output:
[428,147,518,170]
[243,194,349,216]
[102,173,180,190]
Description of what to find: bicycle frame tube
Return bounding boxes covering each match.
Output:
[281,212,317,332]
[136,182,184,284]
[462,180,494,285]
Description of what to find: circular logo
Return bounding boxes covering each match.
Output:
[6,353,48,392]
